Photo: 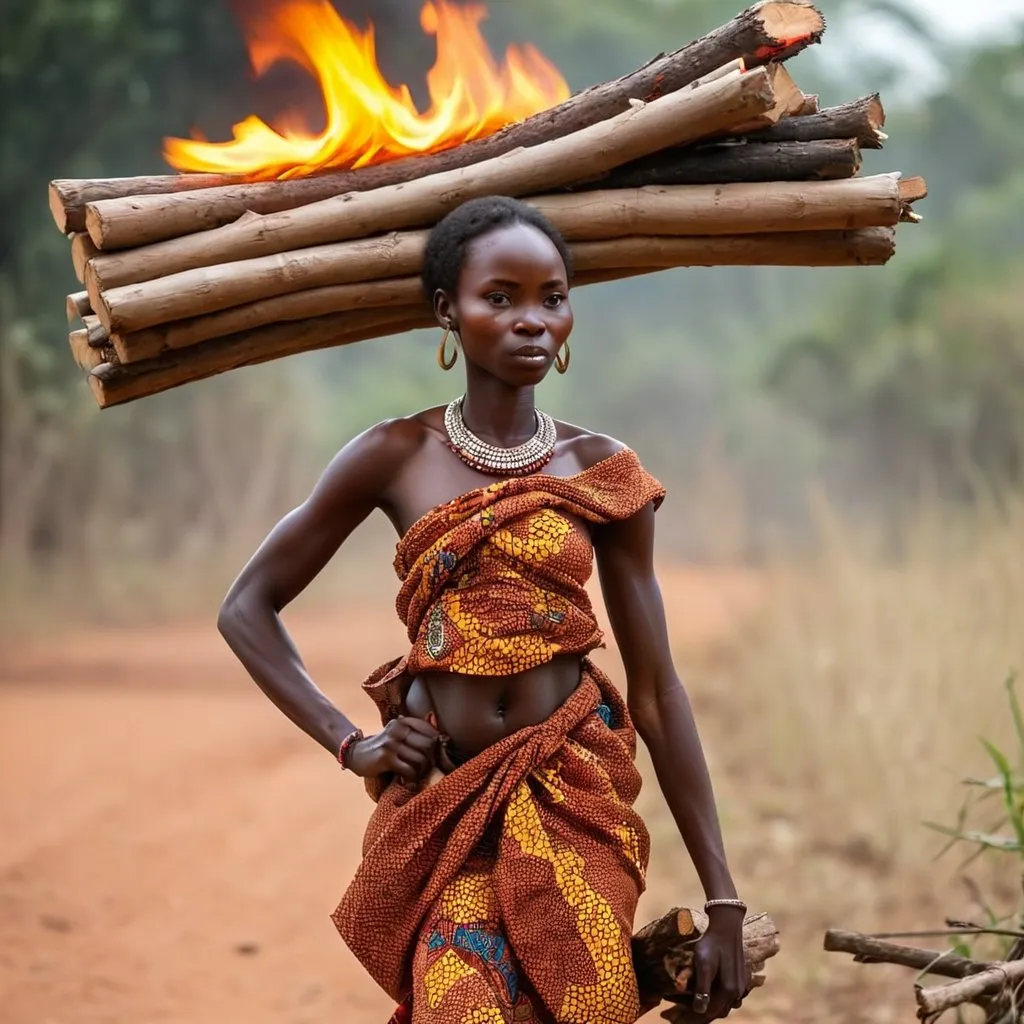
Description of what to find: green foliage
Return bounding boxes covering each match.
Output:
[924,675,1024,960]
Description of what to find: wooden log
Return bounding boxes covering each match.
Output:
[70,232,98,284]
[82,315,109,347]
[66,290,91,323]
[572,138,862,191]
[94,175,910,333]
[90,308,435,408]
[69,328,116,371]
[54,1,825,241]
[751,94,886,149]
[823,929,988,980]
[719,63,807,133]
[86,64,779,281]
[87,228,895,406]
[796,93,820,115]
[915,958,1024,1017]
[634,909,780,1015]
[112,264,662,363]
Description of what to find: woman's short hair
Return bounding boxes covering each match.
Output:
[421,195,574,300]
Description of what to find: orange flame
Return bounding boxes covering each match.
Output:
[163,0,570,180]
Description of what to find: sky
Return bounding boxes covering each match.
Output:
[900,0,1024,37]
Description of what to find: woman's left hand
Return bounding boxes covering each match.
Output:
[690,904,748,1020]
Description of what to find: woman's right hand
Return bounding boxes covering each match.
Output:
[346,716,444,782]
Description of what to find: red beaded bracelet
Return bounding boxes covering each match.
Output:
[337,728,364,771]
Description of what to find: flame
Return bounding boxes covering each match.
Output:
[163,0,570,180]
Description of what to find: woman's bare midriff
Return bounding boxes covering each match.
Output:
[405,654,583,762]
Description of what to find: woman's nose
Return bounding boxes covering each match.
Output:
[513,310,546,335]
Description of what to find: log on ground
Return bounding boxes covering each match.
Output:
[916,958,1024,1017]
[86,64,779,278]
[57,1,825,243]
[823,929,989,980]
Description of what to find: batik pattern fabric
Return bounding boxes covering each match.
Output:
[363,447,666,721]
[332,449,666,1023]
[332,665,651,1024]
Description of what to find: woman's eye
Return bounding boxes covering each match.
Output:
[487,293,510,306]
[544,293,566,308]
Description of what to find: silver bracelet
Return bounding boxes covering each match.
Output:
[704,898,747,911]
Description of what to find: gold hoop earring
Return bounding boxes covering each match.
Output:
[554,341,570,375]
[437,323,457,371]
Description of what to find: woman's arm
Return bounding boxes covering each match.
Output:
[217,418,439,778]
[594,502,747,1018]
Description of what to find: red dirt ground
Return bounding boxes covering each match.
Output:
[0,568,764,1024]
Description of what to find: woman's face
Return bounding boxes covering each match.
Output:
[436,222,573,385]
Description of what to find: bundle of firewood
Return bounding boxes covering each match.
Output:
[51,1,927,409]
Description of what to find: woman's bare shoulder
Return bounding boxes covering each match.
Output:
[553,419,629,474]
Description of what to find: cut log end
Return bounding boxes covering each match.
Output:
[49,181,73,234]
[66,290,91,323]
[750,1,826,61]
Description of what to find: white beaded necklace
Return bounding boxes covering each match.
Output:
[444,396,556,477]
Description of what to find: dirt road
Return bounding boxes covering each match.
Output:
[0,569,764,1024]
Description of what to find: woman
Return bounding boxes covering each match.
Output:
[218,196,748,1024]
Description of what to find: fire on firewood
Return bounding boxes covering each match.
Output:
[162,0,571,180]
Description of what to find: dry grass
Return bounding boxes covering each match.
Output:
[628,492,1024,1022]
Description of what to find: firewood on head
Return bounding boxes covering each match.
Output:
[572,138,863,191]
[751,94,886,149]
[85,64,779,270]
[82,315,109,347]
[51,2,825,242]
[89,308,435,408]
[70,232,98,284]
[94,177,910,335]
[69,328,116,371]
[112,265,660,363]
[66,290,91,323]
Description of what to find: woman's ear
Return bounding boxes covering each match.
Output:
[433,288,454,328]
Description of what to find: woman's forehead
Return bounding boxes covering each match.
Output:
[462,223,565,278]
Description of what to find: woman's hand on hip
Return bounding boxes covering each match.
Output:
[347,716,443,782]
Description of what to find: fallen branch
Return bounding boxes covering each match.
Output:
[915,958,1024,1017]
[823,929,990,980]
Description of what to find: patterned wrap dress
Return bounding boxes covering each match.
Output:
[332,448,666,1024]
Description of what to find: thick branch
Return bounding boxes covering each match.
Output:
[916,959,1024,1017]
[749,94,886,148]
[572,138,862,191]
[51,1,824,239]
[70,233,98,284]
[634,909,780,1014]
[69,329,116,371]
[66,291,91,323]
[823,929,987,980]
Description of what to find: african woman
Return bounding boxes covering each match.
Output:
[217,196,749,1024]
